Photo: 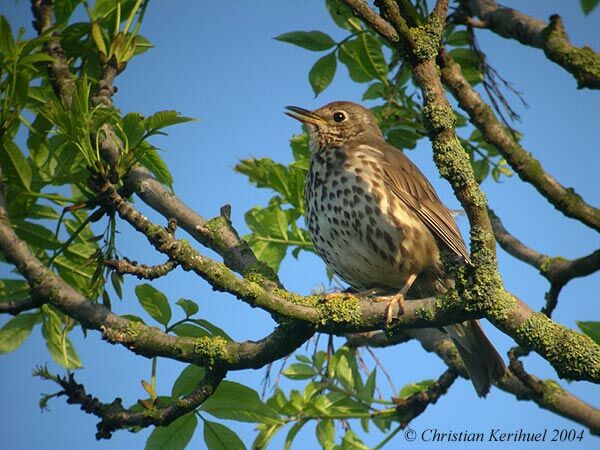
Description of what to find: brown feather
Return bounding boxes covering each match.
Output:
[356,141,472,264]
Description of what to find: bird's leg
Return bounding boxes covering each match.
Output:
[373,273,418,324]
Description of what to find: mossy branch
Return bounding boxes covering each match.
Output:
[437,49,600,232]
[465,0,600,89]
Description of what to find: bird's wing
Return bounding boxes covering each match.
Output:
[359,142,471,264]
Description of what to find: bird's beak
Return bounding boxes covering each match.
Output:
[284,106,326,126]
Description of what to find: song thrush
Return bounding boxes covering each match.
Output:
[285,101,505,397]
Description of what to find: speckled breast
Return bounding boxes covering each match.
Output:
[305,144,438,292]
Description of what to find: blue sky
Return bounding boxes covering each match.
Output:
[1,1,599,449]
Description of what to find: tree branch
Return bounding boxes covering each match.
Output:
[124,166,278,286]
[30,0,75,106]
[490,210,600,285]
[378,329,600,435]
[438,49,600,232]
[393,368,458,427]
[104,257,178,280]
[39,367,226,439]
[0,297,42,315]
[465,0,600,89]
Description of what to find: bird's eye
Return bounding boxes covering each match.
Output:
[333,112,346,123]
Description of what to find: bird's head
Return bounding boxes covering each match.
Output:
[285,101,383,151]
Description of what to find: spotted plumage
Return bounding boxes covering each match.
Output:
[285,101,505,397]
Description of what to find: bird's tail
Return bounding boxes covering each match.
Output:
[444,320,506,397]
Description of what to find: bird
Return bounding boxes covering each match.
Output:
[284,101,506,397]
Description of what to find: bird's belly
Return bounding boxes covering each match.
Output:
[306,158,438,291]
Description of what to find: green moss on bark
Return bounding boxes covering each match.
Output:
[516,313,600,381]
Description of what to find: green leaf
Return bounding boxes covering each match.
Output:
[0,16,15,56]
[316,418,335,450]
[144,110,195,134]
[253,423,284,450]
[171,364,206,398]
[362,82,385,100]
[290,133,310,161]
[449,48,483,85]
[341,430,370,450]
[175,298,199,317]
[189,319,232,340]
[282,363,316,380]
[14,221,60,250]
[171,323,211,338]
[472,158,490,183]
[201,381,281,424]
[41,307,82,369]
[338,40,374,83]
[284,419,308,450]
[54,0,80,23]
[447,30,470,47]
[577,321,600,345]
[203,419,246,450]
[581,0,600,15]
[274,31,336,51]
[145,412,197,450]
[309,52,337,97]
[398,379,435,399]
[0,313,39,353]
[133,35,154,55]
[139,147,174,188]
[0,140,32,191]
[122,112,146,147]
[0,279,29,302]
[326,0,363,31]
[135,284,172,327]
[359,33,388,81]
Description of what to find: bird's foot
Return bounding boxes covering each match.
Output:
[373,293,405,324]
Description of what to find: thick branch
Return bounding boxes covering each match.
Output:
[466,0,600,89]
[97,176,489,333]
[30,0,75,106]
[48,368,225,439]
[438,49,600,232]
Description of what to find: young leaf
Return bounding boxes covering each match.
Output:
[0,140,32,191]
[135,284,172,327]
[275,31,335,51]
[203,419,246,450]
[171,323,211,338]
[398,379,436,399]
[139,147,174,188]
[41,312,82,370]
[326,0,363,31]
[144,110,195,134]
[316,418,335,450]
[175,298,199,317]
[282,363,316,380]
[171,364,206,398]
[581,0,600,15]
[145,412,197,450]
[0,313,40,354]
[309,52,337,97]
[284,419,308,450]
[200,381,281,424]
[253,423,284,450]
